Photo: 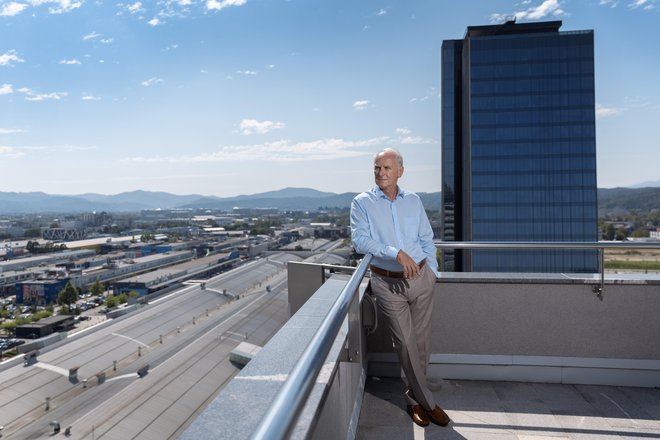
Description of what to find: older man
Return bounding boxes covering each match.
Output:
[350,148,449,428]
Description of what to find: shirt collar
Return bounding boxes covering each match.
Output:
[372,185,405,200]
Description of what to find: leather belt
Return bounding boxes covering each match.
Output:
[370,259,426,279]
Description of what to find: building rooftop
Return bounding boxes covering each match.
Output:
[466,19,562,38]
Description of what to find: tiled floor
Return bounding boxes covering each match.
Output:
[357,377,660,439]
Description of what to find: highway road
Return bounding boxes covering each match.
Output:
[0,252,307,439]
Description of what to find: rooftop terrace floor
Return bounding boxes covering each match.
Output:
[358,377,660,439]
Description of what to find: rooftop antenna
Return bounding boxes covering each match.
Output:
[504,15,517,25]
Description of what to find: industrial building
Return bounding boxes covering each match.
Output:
[15,315,75,339]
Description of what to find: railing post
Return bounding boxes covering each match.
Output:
[593,247,605,299]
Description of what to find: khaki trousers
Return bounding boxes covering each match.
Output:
[370,263,436,410]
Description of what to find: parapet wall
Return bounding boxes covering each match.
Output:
[367,273,660,387]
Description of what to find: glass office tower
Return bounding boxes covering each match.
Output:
[441,20,598,273]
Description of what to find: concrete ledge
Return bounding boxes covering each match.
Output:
[367,352,660,388]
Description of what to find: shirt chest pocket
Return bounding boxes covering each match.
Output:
[402,217,419,241]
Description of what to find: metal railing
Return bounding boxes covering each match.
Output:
[250,254,373,440]
[435,241,660,296]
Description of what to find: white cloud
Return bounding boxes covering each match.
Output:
[622,95,655,108]
[629,0,648,7]
[409,95,430,103]
[30,0,83,14]
[148,17,161,26]
[100,38,114,44]
[0,84,13,95]
[25,92,68,101]
[126,1,143,14]
[123,136,389,164]
[399,136,434,145]
[0,2,29,16]
[352,100,369,110]
[377,8,387,16]
[141,77,164,86]
[237,69,257,75]
[0,145,25,158]
[628,0,656,9]
[490,0,567,23]
[393,128,435,145]
[59,59,81,65]
[207,0,247,11]
[239,119,285,135]
[82,95,101,101]
[18,87,68,101]
[0,50,24,66]
[61,144,97,152]
[596,103,623,118]
[1,0,82,16]
[83,31,101,40]
[0,127,25,134]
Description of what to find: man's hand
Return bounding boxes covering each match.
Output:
[396,250,419,279]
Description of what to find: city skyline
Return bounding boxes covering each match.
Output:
[1,0,659,197]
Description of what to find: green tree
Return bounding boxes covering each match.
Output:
[1,321,16,336]
[90,280,104,297]
[57,281,79,308]
[615,227,628,241]
[105,295,118,308]
[631,228,649,238]
[602,223,615,240]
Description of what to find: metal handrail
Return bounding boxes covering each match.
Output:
[250,253,373,440]
[434,241,660,296]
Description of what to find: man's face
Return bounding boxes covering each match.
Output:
[374,153,403,193]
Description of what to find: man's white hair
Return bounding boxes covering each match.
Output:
[374,148,403,167]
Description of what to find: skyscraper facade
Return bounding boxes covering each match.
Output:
[441,20,598,273]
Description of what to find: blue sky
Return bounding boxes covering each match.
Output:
[0,0,659,197]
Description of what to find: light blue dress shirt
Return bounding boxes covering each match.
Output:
[350,186,438,276]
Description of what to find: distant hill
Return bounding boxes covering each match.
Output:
[629,180,660,188]
[598,187,660,213]
[0,186,657,214]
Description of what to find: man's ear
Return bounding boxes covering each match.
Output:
[398,166,404,178]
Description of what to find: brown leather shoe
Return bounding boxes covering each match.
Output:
[406,404,430,427]
[426,405,451,426]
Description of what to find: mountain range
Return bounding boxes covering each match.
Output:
[0,188,441,214]
[0,186,658,214]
